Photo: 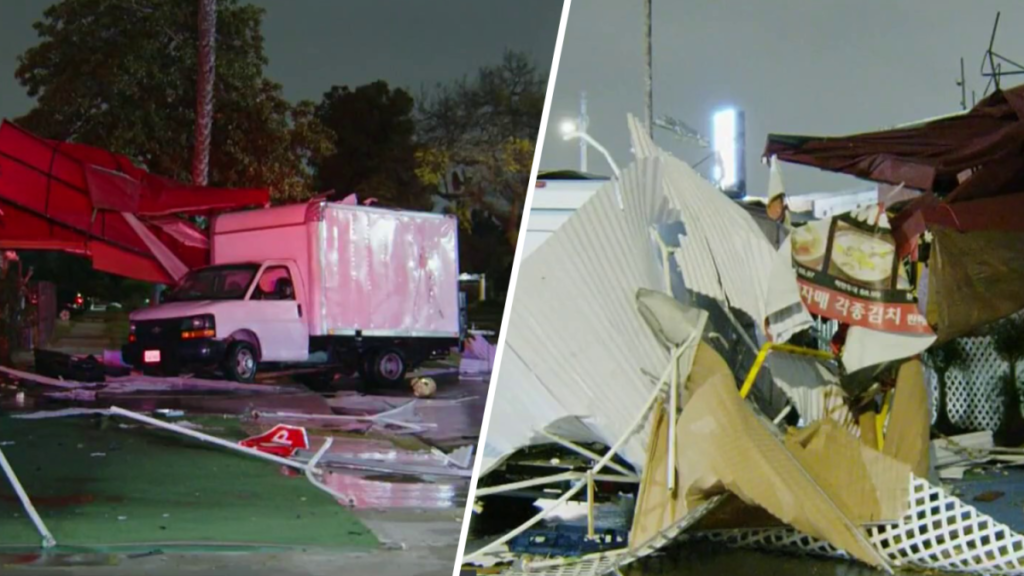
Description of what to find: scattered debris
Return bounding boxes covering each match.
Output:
[11,408,108,420]
[411,377,437,398]
[973,490,1006,503]
[460,333,496,375]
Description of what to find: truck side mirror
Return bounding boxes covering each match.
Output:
[158,290,168,304]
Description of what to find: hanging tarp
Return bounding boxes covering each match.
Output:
[790,204,932,336]
[764,86,1024,202]
[927,227,1024,342]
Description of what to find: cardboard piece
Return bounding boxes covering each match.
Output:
[882,359,930,478]
[674,375,890,569]
[629,401,680,548]
[786,420,910,523]
[859,410,879,449]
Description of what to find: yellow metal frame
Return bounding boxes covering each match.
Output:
[738,342,835,399]
[738,341,895,450]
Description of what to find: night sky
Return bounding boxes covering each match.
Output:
[0,0,564,119]
[542,0,1024,196]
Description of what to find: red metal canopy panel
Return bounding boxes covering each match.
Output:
[0,120,270,284]
[764,85,1024,202]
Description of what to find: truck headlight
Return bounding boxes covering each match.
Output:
[181,315,216,339]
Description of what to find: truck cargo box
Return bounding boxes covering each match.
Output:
[211,200,460,338]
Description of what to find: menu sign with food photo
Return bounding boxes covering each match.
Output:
[790,205,933,335]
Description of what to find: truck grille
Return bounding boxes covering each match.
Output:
[134,318,183,346]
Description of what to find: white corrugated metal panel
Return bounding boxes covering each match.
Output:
[766,354,858,435]
[627,115,777,326]
[487,156,675,470]
[480,347,589,474]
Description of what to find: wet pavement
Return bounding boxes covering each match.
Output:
[0,361,485,575]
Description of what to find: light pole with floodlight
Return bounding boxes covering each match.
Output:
[559,120,623,209]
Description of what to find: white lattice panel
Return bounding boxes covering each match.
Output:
[936,336,1024,432]
[688,476,1024,574]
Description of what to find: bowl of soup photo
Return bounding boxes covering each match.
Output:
[830,230,895,285]
[791,224,827,270]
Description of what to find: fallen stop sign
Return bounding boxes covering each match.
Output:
[238,424,310,458]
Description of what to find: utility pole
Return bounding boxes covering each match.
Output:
[579,91,589,172]
[192,0,217,187]
[958,57,967,110]
[644,0,653,138]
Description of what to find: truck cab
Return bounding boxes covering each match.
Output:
[123,260,310,382]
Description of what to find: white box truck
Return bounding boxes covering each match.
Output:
[122,200,465,385]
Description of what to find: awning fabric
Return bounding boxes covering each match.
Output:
[0,120,270,283]
[765,85,1024,340]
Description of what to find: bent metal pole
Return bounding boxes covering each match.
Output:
[0,447,56,548]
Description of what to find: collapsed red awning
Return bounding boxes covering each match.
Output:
[0,120,270,284]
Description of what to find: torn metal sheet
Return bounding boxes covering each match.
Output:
[484,154,675,473]
[765,354,858,435]
[765,240,814,343]
[628,117,779,327]
[291,450,475,478]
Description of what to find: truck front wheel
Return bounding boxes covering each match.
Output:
[224,342,258,383]
[370,349,407,387]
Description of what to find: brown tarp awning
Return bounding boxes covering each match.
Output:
[766,85,1024,338]
[764,86,1024,202]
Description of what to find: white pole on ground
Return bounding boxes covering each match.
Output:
[110,406,305,470]
[464,344,689,563]
[0,447,56,548]
[538,431,638,479]
[303,438,354,506]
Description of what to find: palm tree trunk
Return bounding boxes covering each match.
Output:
[192,0,217,187]
[643,0,653,138]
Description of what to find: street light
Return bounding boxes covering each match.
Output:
[560,120,624,209]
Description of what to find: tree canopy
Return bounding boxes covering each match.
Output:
[12,1,544,299]
[15,0,333,200]
[313,81,432,210]
[416,50,546,250]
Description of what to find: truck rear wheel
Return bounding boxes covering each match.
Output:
[370,349,407,387]
[224,342,258,383]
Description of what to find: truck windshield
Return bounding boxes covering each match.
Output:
[165,265,259,301]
